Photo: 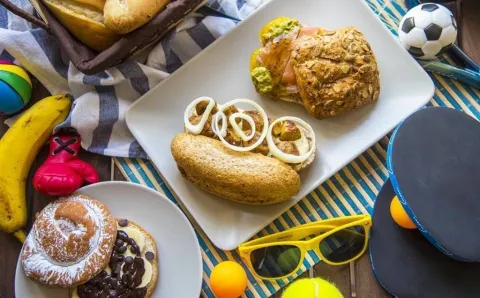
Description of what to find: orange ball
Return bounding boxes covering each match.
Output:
[390,196,417,229]
[210,261,248,298]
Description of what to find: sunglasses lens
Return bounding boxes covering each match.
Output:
[250,245,301,278]
[319,225,366,263]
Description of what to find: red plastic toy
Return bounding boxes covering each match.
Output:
[33,134,100,196]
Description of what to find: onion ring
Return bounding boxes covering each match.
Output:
[212,111,227,138]
[184,96,215,135]
[267,116,316,164]
[229,112,256,142]
[213,98,269,152]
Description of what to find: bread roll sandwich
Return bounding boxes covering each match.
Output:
[42,0,120,51]
[250,17,380,119]
[104,0,170,34]
[171,97,317,205]
[70,218,159,298]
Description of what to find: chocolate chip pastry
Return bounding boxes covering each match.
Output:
[251,17,380,119]
[70,219,159,298]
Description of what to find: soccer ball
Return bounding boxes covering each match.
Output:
[398,3,457,60]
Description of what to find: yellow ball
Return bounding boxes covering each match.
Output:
[282,278,343,298]
[390,196,417,229]
[210,261,247,298]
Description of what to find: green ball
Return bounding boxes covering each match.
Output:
[282,278,343,298]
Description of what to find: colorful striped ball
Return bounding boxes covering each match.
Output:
[0,61,32,115]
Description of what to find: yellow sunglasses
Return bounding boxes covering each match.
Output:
[238,215,372,280]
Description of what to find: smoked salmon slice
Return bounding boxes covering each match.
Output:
[281,26,320,89]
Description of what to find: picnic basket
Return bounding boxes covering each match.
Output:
[0,0,206,74]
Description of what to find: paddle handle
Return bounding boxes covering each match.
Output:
[419,60,480,89]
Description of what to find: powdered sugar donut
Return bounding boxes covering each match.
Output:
[21,194,117,287]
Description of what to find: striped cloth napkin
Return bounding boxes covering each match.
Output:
[0,0,265,158]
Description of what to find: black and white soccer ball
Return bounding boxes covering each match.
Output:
[398,3,457,60]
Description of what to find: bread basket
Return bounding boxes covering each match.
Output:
[0,0,206,74]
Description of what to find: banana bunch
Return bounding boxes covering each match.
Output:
[0,94,72,242]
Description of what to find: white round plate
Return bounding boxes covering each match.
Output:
[15,181,203,298]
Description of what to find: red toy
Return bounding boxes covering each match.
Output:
[33,134,99,196]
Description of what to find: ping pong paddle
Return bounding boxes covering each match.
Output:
[387,106,480,261]
[369,179,480,298]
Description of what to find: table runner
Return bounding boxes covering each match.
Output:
[114,1,480,297]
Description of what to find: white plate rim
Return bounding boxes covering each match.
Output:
[125,0,435,251]
[14,181,203,298]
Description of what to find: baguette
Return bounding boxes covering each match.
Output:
[104,0,171,34]
[43,0,120,52]
[171,133,301,205]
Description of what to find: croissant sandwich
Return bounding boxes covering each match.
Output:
[171,97,317,205]
[250,17,381,119]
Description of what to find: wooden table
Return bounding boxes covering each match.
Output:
[0,79,390,298]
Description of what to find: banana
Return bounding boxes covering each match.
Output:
[0,94,72,242]
[138,256,153,288]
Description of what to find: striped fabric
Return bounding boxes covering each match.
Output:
[0,0,259,158]
[114,1,480,297]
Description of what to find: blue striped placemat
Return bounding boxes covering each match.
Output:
[114,1,480,296]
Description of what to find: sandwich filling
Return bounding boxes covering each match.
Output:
[184,97,316,167]
[260,17,300,44]
[252,17,320,101]
[72,219,155,298]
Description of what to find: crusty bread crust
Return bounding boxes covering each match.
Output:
[104,0,170,34]
[171,133,301,205]
[291,27,380,119]
[43,0,120,51]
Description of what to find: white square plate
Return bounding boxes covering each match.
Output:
[126,0,434,250]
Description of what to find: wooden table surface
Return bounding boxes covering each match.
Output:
[0,79,390,298]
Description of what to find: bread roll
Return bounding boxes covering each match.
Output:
[171,133,301,205]
[104,0,170,34]
[43,0,120,52]
[291,27,380,119]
